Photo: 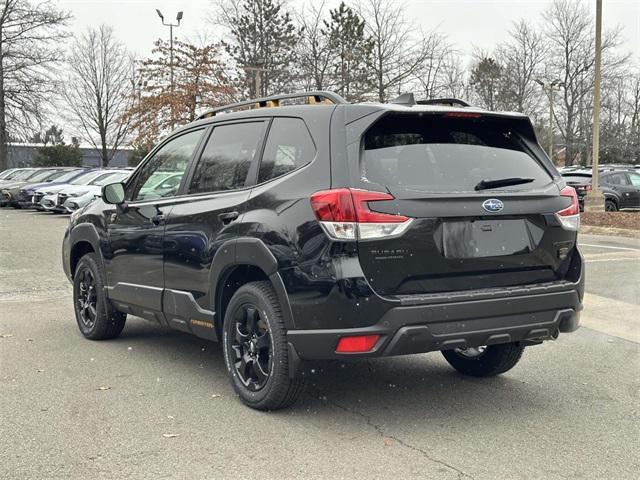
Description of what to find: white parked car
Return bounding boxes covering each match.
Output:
[38,170,127,212]
[63,171,131,212]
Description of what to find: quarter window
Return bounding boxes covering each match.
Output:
[258,118,316,183]
[129,129,203,201]
[189,122,265,194]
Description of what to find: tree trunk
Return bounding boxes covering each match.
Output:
[100,129,109,167]
[0,37,8,172]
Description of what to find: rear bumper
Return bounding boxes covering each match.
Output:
[288,287,582,360]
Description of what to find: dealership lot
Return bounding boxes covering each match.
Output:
[1,209,638,480]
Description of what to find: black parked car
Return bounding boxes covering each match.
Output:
[561,168,640,211]
[62,91,584,410]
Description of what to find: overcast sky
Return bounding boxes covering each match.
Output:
[57,0,639,65]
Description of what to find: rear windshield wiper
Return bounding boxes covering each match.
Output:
[474,177,535,191]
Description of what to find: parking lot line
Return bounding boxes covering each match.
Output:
[580,243,640,252]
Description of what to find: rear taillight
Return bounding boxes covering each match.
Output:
[556,186,580,231]
[310,188,412,240]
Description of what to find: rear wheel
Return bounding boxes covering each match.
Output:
[73,253,126,340]
[442,342,525,377]
[605,199,618,211]
[222,281,305,410]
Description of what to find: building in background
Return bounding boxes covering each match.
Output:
[6,143,132,168]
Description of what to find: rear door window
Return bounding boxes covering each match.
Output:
[604,173,630,186]
[189,122,266,194]
[361,114,552,193]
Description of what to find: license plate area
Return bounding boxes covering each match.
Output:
[442,219,533,258]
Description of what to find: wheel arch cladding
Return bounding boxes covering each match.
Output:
[69,224,103,278]
[210,238,296,336]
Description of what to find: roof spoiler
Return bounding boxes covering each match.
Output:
[390,93,472,108]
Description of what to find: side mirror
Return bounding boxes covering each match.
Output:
[102,182,125,205]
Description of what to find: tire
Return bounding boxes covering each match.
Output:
[605,199,618,212]
[73,253,126,340]
[441,342,525,377]
[222,281,305,411]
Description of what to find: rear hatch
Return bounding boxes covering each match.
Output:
[352,112,578,296]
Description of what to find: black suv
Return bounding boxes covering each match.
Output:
[561,167,640,211]
[62,91,584,410]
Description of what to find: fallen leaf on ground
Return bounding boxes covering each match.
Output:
[383,437,394,447]
[36,369,44,373]
[162,433,180,438]
[0,334,13,338]
[97,386,111,391]
[211,394,222,398]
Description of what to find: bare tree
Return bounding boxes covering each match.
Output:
[413,31,456,100]
[438,52,468,99]
[357,0,440,102]
[0,0,70,171]
[543,0,627,165]
[64,25,132,167]
[296,1,334,91]
[497,20,547,115]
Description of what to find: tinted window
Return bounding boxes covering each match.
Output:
[189,122,265,194]
[628,173,640,187]
[27,170,59,182]
[603,173,629,186]
[53,170,84,183]
[70,171,106,185]
[130,129,203,201]
[258,118,316,183]
[361,115,552,193]
[562,175,592,184]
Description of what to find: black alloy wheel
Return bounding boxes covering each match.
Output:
[222,281,305,410]
[77,268,97,329]
[230,304,273,391]
[73,253,126,340]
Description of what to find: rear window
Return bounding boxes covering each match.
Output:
[361,114,552,193]
[562,175,592,184]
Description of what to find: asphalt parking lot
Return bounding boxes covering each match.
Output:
[1,209,638,480]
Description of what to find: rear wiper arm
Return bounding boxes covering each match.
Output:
[474,177,535,191]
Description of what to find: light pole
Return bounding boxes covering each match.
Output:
[156,9,183,94]
[585,0,605,212]
[535,78,564,160]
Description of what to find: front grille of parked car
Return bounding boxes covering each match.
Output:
[18,190,30,202]
[32,193,44,204]
[57,194,68,206]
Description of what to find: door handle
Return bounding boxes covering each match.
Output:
[218,211,239,224]
[151,214,165,225]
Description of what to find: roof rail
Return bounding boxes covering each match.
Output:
[418,98,471,107]
[197,91,347,120]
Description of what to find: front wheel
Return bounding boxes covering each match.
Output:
[441,343,525,377]
[222,281,305,410]
[605,199,618,212]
